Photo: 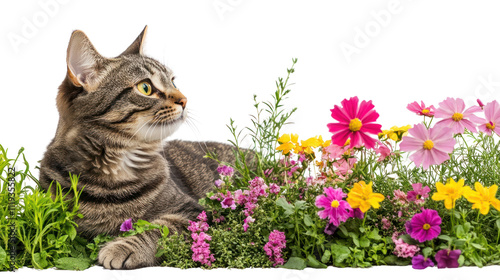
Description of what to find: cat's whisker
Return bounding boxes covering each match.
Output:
[185,117,210,154]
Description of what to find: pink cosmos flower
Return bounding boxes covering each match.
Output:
[407,183,431,204]
[434,97,483,134]
[315,187,351,226]
[408,209,442,242]
[400,123,456,170]
[407,101,435,117]
[375,141,392,162]
[327,96,382,150]
[477,100,500,136]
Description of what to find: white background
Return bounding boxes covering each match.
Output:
[1,0,500,279]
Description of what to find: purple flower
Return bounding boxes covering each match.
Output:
[217,165,235,177]
[435,249,461,268]
[324,223,338,235]
[214,179,224,188]
[120,218,133,232]
[412,255,435,269]
[407,183,431,204]
[264,230,287,266]
[315,187,351,226]
[408,209,442,242]
[221,191,236,210]
[347,207,364,219]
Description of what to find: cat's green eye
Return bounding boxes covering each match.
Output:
[137,82,152,96]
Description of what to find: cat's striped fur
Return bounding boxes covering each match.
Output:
[39,27,236,269]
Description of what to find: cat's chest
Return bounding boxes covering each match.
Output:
[89,147,164,181]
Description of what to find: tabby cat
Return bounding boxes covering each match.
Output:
[39,26,237,269]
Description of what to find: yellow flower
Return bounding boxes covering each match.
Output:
[431,178,468,209]
[463,182,500,215]
[379,125,411,141]
[277,133,297,155]
[291,133,299,144]
[278,134,291,144]
[346,181,385,213]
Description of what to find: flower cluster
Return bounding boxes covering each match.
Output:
[392,232,420,258]
[263,230,287,266]
[188,211,215,266]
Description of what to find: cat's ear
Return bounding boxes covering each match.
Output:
[120,26,148,56]
[66,30,107,89]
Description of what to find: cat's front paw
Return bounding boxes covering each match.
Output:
[98,236,156,269]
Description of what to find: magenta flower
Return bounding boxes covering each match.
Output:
[315,187,351,226]
[477,100,500,136]
[221,191,236,210]
[327,96,382,150]
[264,230,287,266]
[412,255,435,269]
[408,209,442,242]
[243,216,255,232]
[407,183,431,204]
[435,249,461,268]
[407,101,435,117]
[120,218,133,232]
[269,183,280,194]
[217,165,235,177]
[400,123,456,170]
[189,211,215,266]
[434,97,482,134]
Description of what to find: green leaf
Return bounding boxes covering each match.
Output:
[359,236,370,248]
[367,229,381,240]
[331,244,350,263]
[282,257,307,270]
[496,219,500,230]
[321,250,331,264]
[383,255,398,265]
[422,247,433,258]
[303,215,313,227]
[294,200,307,210]
[55,257,92,270]
[456,225,465,237]
[306,255,327,268]
[276,197,294,216]
[438,235,452,242]
[338,225,348,237]
[0,246,6,265]
[349,232,360,247]
[400,234,419,245]
[471,243,486,250]
[135,219,151,227]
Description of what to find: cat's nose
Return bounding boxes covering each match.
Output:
[175,98,187,109]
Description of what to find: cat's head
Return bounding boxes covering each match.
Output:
[57,26,186,142]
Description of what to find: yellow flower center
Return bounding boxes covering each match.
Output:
[423,140,434,150]
[452,112,463,122]
[422,109,429,114]
[423,223,431,230]
[486,122,495,130]
[331,200,340,208]
[349,118,362,132]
